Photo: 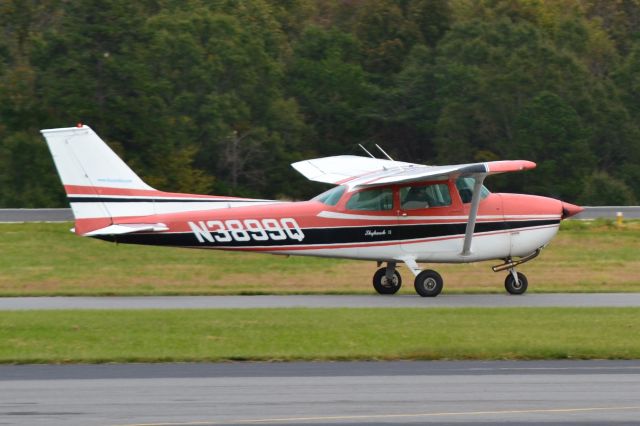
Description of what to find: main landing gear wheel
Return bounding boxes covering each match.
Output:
[505,272,528,295]
[373,267,402,295]
[414,270,443,297]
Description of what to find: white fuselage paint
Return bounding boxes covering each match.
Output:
[197,223,560,263]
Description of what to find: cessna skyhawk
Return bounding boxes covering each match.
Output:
[41,125,583,297]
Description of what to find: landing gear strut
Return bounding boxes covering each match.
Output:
[372,262,402,295]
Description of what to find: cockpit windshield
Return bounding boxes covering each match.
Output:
[455,177,490,203]
[312,185,346,206]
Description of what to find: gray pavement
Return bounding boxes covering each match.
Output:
[573,206,640,220]
[1,360,639,425]
[2,293,640,310]
[1,206,639,222]
[0,208,73,223]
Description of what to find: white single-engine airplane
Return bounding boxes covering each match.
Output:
[42,125,583,297]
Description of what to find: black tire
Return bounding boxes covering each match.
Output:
[414,270,443,297]
[504,272,528,295]
[372,267,402,295]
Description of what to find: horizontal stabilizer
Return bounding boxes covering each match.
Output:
[84,223,169,236]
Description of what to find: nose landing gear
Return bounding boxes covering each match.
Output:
[492,249,540,295]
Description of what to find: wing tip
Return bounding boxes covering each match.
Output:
[487,160,536,173]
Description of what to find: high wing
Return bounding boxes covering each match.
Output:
[291,155,535,188]
[291,155,418,185]
[292,155,536,257]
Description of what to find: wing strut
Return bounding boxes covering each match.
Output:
[461,174,486,256]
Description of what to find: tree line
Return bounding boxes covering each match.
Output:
[1,0,639,207]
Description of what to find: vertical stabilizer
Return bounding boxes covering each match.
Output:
[41,125,156,234]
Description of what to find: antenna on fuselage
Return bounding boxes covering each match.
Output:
[358,144,376,159]
[375,144,394,161]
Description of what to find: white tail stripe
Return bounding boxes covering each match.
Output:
[69,201,279,219]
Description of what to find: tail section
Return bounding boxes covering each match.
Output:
[41,125,154,193]
[41,125,276,236]
[41,125,157,234]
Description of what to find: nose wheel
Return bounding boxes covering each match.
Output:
[504,271,528,295]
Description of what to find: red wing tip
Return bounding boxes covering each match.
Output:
[487,160,536,173]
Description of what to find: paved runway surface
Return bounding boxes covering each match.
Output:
[2,293,640,310]
[0,208,73,222]
[1,360,639,425]
[573,206,640,220]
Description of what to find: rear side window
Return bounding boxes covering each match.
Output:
[346,188,393,211]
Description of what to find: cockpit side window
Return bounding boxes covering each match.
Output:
[346,188,393,211]
[400,184,451,210]
[455,177,490,203]
[312,186,346,206]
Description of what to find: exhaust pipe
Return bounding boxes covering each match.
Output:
[492,249,541,272]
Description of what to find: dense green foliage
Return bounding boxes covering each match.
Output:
[1,0,639,206]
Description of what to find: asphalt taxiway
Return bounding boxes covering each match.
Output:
[1,293,640,310]
[1,360,639,425]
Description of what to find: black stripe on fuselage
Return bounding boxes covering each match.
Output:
[93,220,559,248]
[67,197,269,203]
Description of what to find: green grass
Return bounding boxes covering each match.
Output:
[1,221,640,295]
[1,307,639,363]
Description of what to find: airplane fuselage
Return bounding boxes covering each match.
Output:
[93,180,565,264]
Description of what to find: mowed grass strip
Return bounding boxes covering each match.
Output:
[1,308,639,363]
[1,221,640,295]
